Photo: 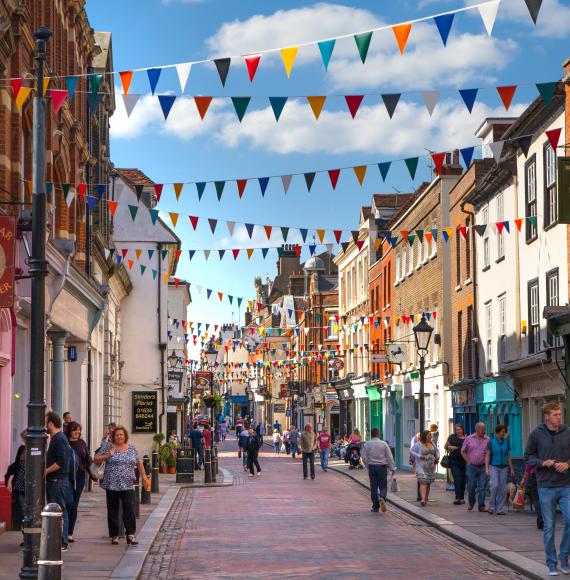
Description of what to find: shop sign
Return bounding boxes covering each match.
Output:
[194,371,212,393]
[0,216,15,307]
[273,403,285,413]
[132,391,158,433]
[325,390,338,401]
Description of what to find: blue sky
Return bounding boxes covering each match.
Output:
[86,0,569,331]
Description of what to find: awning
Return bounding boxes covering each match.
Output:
[231,395,247,404]
[366,386,381,401]
[337,387,354,401]
[352,382,368,399]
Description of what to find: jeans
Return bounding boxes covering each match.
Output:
[68,471,86,536]
[291,442,298,458]
[247,451,261,475]
[466,464,487,508]
[242,449,248,469]
[539,486,570,568]
[303,452,315,479]
[193,446,204,469]
[488,466,508,512]
[105,489,136,538]
[369,465,388,510]
[320,448,330,471]
[46,478,70,546]
[450,462,466,500]
[274,442,281,454]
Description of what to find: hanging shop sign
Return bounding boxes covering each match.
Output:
[0,215,16,308]
[193,371,213,393]
[132,391,158,433]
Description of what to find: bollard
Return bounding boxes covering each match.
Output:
[134,466,140,518]
[213,445,219,475]
[176,446,194,484]
[204,447,212,484]
[141,455,151,504]
[38,503,62,580]
[151,450,159,493]
[211,446,218,482]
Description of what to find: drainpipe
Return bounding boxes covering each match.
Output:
[158,242,166,434]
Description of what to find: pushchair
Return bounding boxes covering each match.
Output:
[345,443,363,469]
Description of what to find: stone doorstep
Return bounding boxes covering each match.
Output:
[330,466,547,580]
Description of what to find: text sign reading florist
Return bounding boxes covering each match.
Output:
[132,391,158,433]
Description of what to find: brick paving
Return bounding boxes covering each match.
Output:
[141,439,522,580]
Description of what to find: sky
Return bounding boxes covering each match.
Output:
[85,0,570,336]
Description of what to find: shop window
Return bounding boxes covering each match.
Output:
[525,155,537,242]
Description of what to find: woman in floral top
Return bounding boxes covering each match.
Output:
[94,425,149,545]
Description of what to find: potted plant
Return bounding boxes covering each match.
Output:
[201,392,215,408]
[153,432,165,450]
[166,454,176,474]
[159,442,171,473]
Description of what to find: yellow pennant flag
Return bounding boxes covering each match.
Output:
[280,46,298,78]
[306,96,326,120]
[353,165,367,186]
[163,274,169,283]
[43,77,50,96]
[173,183,184,200]
[15,87,32,112]
[444,226,453,239]
[248,300,253,310]
[169,212,179,228]
[375,238,381,251]
[316,229,325,243]
[135,249,142,260]
[247,248,254,259]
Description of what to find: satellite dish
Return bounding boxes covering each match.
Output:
[385,343,406,365]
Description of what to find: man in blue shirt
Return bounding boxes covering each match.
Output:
[189,423,204,470]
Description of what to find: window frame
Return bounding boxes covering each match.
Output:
[528,278,540,354]
[544,141,557,229]
[525,155,537,242]
[496,192,504,260]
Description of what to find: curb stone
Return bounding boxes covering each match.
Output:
[330,465,547,580]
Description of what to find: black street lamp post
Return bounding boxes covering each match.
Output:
[413,314,434,433]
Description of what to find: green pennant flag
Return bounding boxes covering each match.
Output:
[528,215,537,228]
[416,230,424,243]
[161,250,168,260]
[536,82,557,107]
[231,97,251,122]
[378,162,391,182]
[140,264,146,275]
[62,183,71,197]
[128,205,138,221]
[149,208,159,225]
[354,31,373,63]
[408,233,416,246]
[89,74,103,97]
[196,182,206,200]
[281,227,289,242]
[215,181,225,201]
[405,157,419,180]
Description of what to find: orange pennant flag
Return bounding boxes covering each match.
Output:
[496,85,517,111]
[119,71,133,95]
[15,87,32,112]
[392,23,412,54]
[163,274,169,283]
[514,218,523,232]
[194,96,213,120]
[127,259,134,270]
[173,183,184,200]
[353,165,367,186]
[169,212,179,228]
[375,238,381,251]
[247,248,254,259]
[444,227,454,239]
[43,77,50,96]
[107,200,118,216]
[306,96,326,120]
[317,229,325,243]
[135,249,142,260]
[264,225,273,240]
[218,292,223,302]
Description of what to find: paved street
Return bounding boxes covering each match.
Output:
[141,438,521,579]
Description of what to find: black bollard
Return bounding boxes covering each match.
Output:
[151,449,159,493]
[141,455,151,504]
[204,447,212,484]
[211,446,218,482]
[176,446,194,484]
[38,503,62,580]
[134,466,140,518]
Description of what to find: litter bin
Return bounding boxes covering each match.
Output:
[176,447,194,484]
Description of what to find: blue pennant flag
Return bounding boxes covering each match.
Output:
[262,248,269,259]
[147,68,162,94]
[152,269,157,280]
[459,88,478,113]
[460,146,475,168]
[268,97,287,121]
[258,177,270,196]
[85,196,98,213]
[433,13,454,46]
[149,208,159,225]
[96,184,106,199]
[158,95,176,120]
[318,39,336,71]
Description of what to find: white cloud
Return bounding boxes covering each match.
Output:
[212,98,528,156]
[218,226,304,249]
[496,0,570,38]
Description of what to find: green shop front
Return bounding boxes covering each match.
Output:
[366,385,382,438]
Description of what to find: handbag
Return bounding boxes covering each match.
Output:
[513,486,525,510]
[440,453,450,469]
[89,460,105,481]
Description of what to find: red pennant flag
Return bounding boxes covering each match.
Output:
[431,152,446,175]
[218,292,223,302]
[264,225,273,240]
[11,78,23,99]
[78,183,87,200]
[546,128,562,152]
[244,54,261,82]
[174,277,180,287]
[237,179,247,198]
[189,215,199,230]
[154,183,163,202]
[514,218,523,232]
[128,259,134,270]
[356,240,365,251]
[401,230,409,241]
[344,95,364,119]
[328,169,341,189]
[232,249,240,260]
[121,249,129,258]
[432,311,437,320]
[459,226,467,240]
[194,96,213,120]
[333,230,342,243]
[50,89,68,113]
[294,245,302,257]
[175,250,182,261]
[496,85,517,111]
[496,222,504,234]
[107,200,118,216]
[425,231,433,244]
[119,70,133,95]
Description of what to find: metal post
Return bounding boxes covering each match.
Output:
[140,456,151,504]
[133,466,140,518]
[204,447,212,484]
[419,355,425,433]
[21,26,52,580]
[37,503,62,580]
[211,446,217,482]
[151,450,159,493]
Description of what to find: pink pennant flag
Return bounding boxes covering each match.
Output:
[50,89,68,113]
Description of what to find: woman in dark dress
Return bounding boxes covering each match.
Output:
[445,423,467,505]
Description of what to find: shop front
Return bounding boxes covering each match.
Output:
[333,377,354,437]
[383,383,403,467]
[451,383,477,435]
[366,385,382,439]
[351,377,369,439]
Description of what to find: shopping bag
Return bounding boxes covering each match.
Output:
[390,477,399,493]
[513,486,525,510]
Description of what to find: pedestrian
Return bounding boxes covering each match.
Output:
[255,422,265,447]
[94,425,149,546]
[63,411,73,427]
[4,430,26,544]
[220,421,227,442]
[410,430,439,507]
[168,430,180,445]
[410,432,421,501]
[317,428,332,472]
[239,424,251,471]
[203,424,213,449]
[520,463,544,530]
[45,411,72,551]
[461,422,490,512]
[429,423,440,452]
[272,430,282,454]
[283,429,291,455]
[348,428,362,445]
[246,428,262,477]
[236,420,243,437]
[65,421,93,542]
[361,428,396,513]
[273,420,281,434]
[289,425,299,458]
[524,402,570,576]
[189,423,204,470]
[485,424,515,515]
[445,423,467,505]
[300,424,318,480]
[100,422,116,447]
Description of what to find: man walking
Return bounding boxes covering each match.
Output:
[189,423,204,470]
[45,411,71,550]
[485,424,514,515]
[255,422,265,447]
[246,428,262,477]
[461,422,490,512]
[289,425,300,459]
[300,424,318,480]
[239,424,251,471]
[361,428,396,513]
[525,403,570,576]
[317,428,332,472]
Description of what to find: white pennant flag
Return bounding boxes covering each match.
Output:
[489,140,504,163]
[421,91,440,116]
[226,221,235,236]
[203,250,210,261]
[478,0,500,37]
[281,175,293,194]
[122,93,141,117]
[104,248,110,260]
[304,328,310,336]
[196,284,203,296]
[176,63,192,93]
[65,188,75,207]
[326,243,334,254]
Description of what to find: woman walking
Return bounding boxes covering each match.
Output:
[411,430,439,506]
[5,430,26,543]
[65,421,93,542]
[485,424,514,515]
[94,425,149,545]
[273,430,282,454]
[445,423,467,505]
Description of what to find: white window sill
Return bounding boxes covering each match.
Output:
[430,254,437,261]
[455,284,461,291]
[464,278,472,286]
[422,259,429,265]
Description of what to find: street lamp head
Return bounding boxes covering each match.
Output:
[413,314,434,354]
[168,349,178,367]
[204,340,218,368]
